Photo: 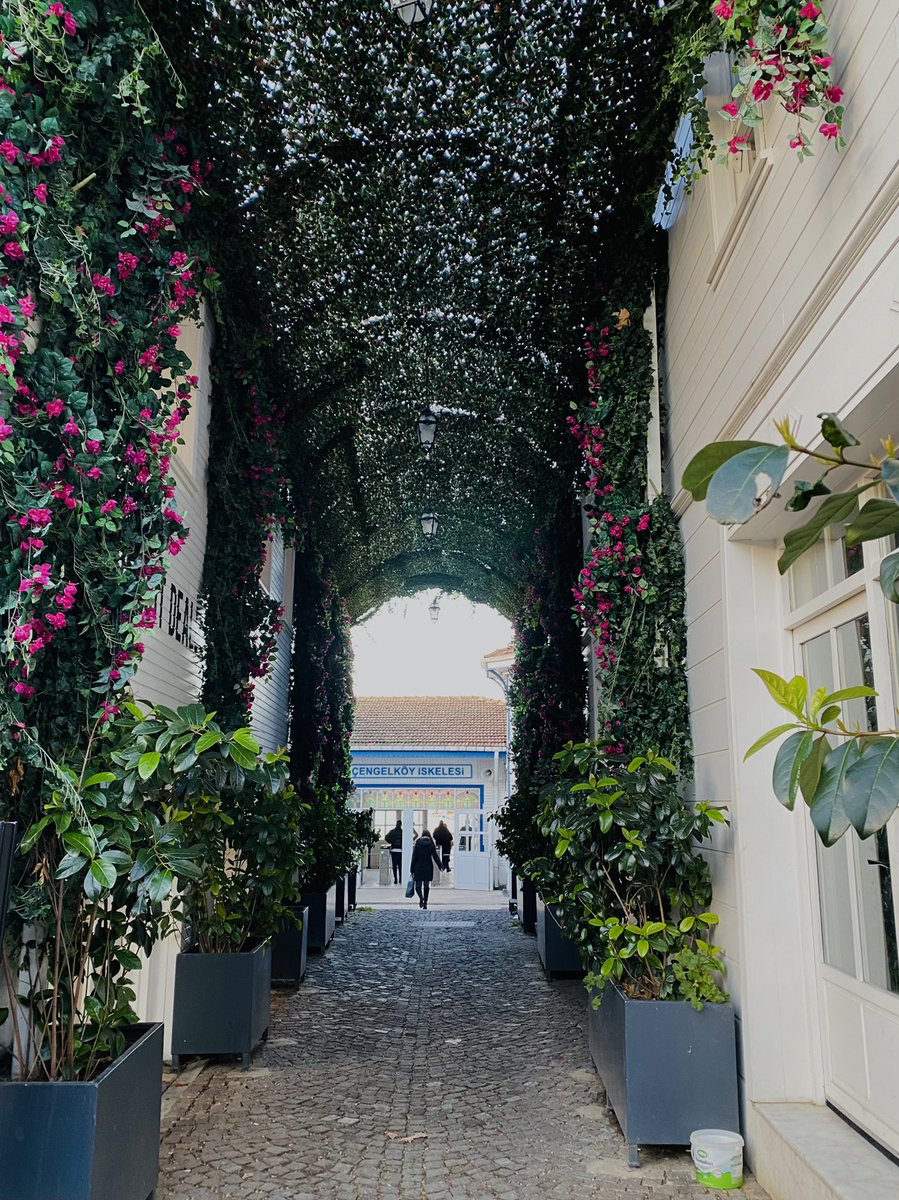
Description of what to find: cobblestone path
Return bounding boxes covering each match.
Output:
[159,907,768,1200]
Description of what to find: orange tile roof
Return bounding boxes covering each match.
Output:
[352,696,507,749]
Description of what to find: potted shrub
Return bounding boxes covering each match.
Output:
[0,705,210,1200]
[530,742,739,1167]
[535,893,584,978]
[296,787,366,952]
[270,904,309,988]
[163,710,310,1070]
[346,809,376,914]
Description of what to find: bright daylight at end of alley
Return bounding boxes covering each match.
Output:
[2,3,899,1200]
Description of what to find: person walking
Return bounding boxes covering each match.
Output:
[385,819,403,885]
[433,819,453,872]
[409,829,443,910]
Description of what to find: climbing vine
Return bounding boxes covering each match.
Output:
[0,0,211,776]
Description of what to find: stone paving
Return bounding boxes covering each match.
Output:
[159,902,769,1200]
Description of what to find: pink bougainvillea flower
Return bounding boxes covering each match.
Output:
[0,210,19,235]
[100,499,118,514]
[753,79,774,102]
[721,101,740,117]
[713,1,734,17]
[63,11,77,35]
[820,122,841,139]
[812,55,834,68]
[32,183,48,204]
[0,140,20,164]
[13,683,35,699]
[45,611,67,630]
[117,251,140,280]
[799,1,821,16]
[113,359,125,375]
[3,241,24,260]
[85,439,102,453]
[826,85,844,104]
[169,251,188,268]
[19,295,36,318]
[62,419,80,435]
[136,607,157,629]
[46,2,65,15]
[0,418,12,441]
[91,273,116,297]
[0,304,12,324]
[45,397,65,417]
[13,624,31,643]
[727,134,751,154]
[99,702,119,724]
[86,466,103,479]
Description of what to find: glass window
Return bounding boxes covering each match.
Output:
[802,616,899,994]
[790,526,864,609]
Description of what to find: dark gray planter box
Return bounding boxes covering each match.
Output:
[0,1022,162,1200]
[517,875,537,934]
[587,980,739,1167]
[270,905,308,988]
[347,869,358,911]
[301,885,337,952]
[335,875,347,924]
[536,894,584,978]
[171,940,271,1071]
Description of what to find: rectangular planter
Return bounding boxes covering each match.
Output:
[347,868,357,911]
[0,1022,162,1200]
[536,894,584,978]
[301,885,337,953]
[587,980,739,1166]
[335,874,347,924]
[270,905,308,988]
[171,940,271,1071]
[517,874,537,934]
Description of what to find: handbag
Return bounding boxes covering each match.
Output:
[405,878,415,898]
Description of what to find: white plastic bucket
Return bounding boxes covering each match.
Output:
[690,1129,744,1190]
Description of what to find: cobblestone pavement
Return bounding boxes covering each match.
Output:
[159,906,769,1200]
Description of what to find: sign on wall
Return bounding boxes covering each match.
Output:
[352,764,473,780]
[356,787,481,809]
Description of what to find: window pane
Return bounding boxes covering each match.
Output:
[790,527,863,609]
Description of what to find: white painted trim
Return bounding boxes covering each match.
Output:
[707,150,775,291]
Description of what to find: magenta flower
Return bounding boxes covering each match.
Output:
[820,122,840,139]
[0,141,19,165]
[799,1,821,16]
[33,183,48,204]
[100,499,118,514]
[714,1,734,18]
[3,242,24,261]
[45,398,65,418]
[19,295,36,319]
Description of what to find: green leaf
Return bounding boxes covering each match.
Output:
[810,741,861,845]
[56,851,86,879]
[753,669,806,719]
[19,817,50,852]
[778,489,865,575]
[681,441,768,501]
[786,478,832,512]
[63,831,95,857]
[115,948,143,971]
[772,731,814,809]
[229,742,257,770]
[842,737,899,838]
[194,730,223,755]
[846,499,899,547]
[89,858,117,889]
[821,685,878,705]
[800,734,831,806]
[148,869,173,904]
[818,413,860,450]
[879,548,899,603]
[706,444,790,524]
[231,728,261,754]
[743,723,800,761]
[83,772,116,787]
[137,752,161,781]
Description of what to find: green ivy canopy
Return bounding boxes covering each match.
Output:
[148,0,685,617]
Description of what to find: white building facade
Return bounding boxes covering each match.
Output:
[660,6,899,1196]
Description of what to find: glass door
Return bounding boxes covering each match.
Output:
[794,593,899,1152]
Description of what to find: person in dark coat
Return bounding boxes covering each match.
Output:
[385,819,403,884]
[433,819,453,872]
[409,829,444,910]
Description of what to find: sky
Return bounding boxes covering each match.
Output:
[351,592,512,698]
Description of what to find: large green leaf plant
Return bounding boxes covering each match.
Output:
[684,414,899,843]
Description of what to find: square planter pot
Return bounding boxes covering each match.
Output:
[301,885,337,953]
[535,894,584,978]
[270,904,308,988]
[335,874,347,924]
[347,869,358,911]
[0,1022,162,1200]
[517,874,537,934]
[587,980,739,1167]
[171,939,271,1071]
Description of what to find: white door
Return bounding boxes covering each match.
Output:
[453,809,490,890]
[793,581,899,1154]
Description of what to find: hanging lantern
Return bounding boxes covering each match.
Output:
[429,595,441,623]
[416,406,439,456]
[390,0,433,24]
[420,511,439,540]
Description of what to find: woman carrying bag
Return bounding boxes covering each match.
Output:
[408,829,444,910]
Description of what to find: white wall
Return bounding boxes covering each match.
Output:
[252,533,293,753]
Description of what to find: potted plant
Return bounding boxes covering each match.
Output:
[0,705,209,1200]
[346,809,376,914]
[295,787,363,952]
[530,742,739,1167]
[534,893,584,979]
[160,708,310,1070]
[494,791,550,934]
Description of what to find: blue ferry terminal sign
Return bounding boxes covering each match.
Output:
[351,764,473,780]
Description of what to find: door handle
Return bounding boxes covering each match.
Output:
[867,860,892,872]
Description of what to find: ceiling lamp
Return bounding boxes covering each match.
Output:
[390,0,433,24]
[429,595,440,623]
[416,406,438,456]
[420,511,439,540]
